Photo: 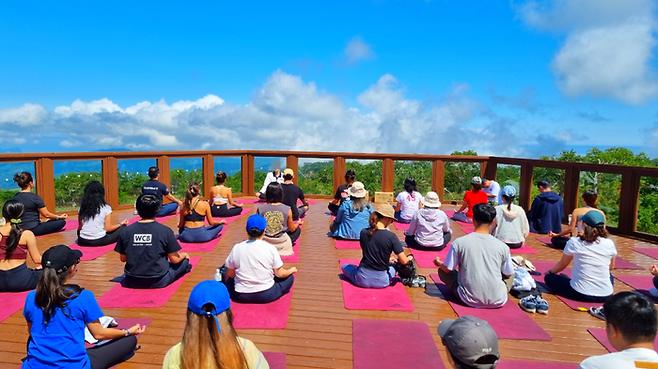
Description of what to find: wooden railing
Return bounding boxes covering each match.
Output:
[2,150,657,242]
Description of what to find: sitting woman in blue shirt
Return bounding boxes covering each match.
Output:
[22,245,145,369]
[330,181,373,240]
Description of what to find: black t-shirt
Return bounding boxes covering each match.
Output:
[282,183,305,220]
[12,192,46,230]
[333,184,347,202]
[114,221,181,278]
[141,179,170,204]
[359,228,404,271]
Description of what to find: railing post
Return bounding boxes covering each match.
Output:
[157,156,171,203]
[483,159,497,180]
[102,157,119,209]
[35,158,56,213]
[203,154,214,200]
[382,158,394,192]
[562,166,580,223]
[286,155,299,185]
[333,157,346,194]
[432,159,445,201]
[618,170,641,235]
[241,154,254,196]
[519,163,533,210]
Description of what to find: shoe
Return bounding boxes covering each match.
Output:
[535,297,549,314]
[589,307,605,321]
[650,287,658,298]
[519,296,537,313]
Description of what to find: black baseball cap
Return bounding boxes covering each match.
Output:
[42,245,82,274]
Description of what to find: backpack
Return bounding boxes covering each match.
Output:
[395,257,426,288]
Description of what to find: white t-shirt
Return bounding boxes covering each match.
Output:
[564,237,617,297]
[579,348,658,369]
[483,181,501,204]
[395,191,422,222]
[79,204,112,240]
[225,239,284,294]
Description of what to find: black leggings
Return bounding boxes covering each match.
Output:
[28,219,66,236]
[404,233,451,251]
[506,242,523,249]
[77,226,125,247]
[544,273,613,302]
[0,263,42,292]
[550,236,570,250]
[328,203,340,215]
[226,275,294,304]
[87,335,138,369]
[211,203,243,218]
[287,227,301,244]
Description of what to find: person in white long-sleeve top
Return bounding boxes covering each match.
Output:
[255,169,284,200]
[490,185,529,249]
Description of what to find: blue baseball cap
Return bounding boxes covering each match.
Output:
[246,214,267,232]
[578,210,606,228]
[501,185,516,198]
[188,280,231,333]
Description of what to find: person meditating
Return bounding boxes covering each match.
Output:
[281,168,309,221]
[435,203,517,309]
[330,181,373,240]
[328,169,355,215]
[12,171,67,236]
[404,191,451,251]
[209,171,243,218]
[23,245,145,369]
[549,189,604,250]
[490,185,529,249]
[224,214,296,304]
[115,194,192,289]
[257,182,301,255]
[394,177,422,224]
[162,280,269,369]
[77,181,128,247]
[178,182,226,243]
[255,168,283,200]
[527,178,564,234]
[141,166,183,217]
[341,204,412,289]
[451,176,488,224]
[0,200,42,292]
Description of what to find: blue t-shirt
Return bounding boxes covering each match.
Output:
[141,179,170,204]
[333,199,374,240]
[23,289,103,369]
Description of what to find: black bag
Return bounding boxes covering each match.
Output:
[396,257,418,279]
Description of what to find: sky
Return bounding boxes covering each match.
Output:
[0,0,657,158]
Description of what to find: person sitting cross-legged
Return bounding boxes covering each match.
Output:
[404,191,452,251]
[178,182,226,243]
[579,291,658,369]
[330,181,373,240]
[434,203,515,308]
[490,185,529,250]
[451,176,488,224]
[527,177,564,234]
[115,194,192,289]
[281,168,309,221]
[141,166,183,217]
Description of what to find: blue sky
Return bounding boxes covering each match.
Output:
[0,0,657,158]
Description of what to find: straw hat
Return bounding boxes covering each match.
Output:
[375,204,396,220]
[421,191,441,208]
[347,181,367,198]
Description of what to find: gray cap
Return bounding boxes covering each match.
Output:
[438,316,500,369]
[471,176,482,185]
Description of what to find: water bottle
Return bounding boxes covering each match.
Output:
[214,268,222,282]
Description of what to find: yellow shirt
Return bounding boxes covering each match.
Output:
[162,337,269,369]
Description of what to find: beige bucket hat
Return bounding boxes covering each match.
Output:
[375,204,396,220]
[421,191,442,208]
[347,181,367,198]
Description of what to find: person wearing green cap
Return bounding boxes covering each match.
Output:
[544,210,617,303]
[162,280,269,369]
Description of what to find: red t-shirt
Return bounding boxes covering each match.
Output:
[463,190,488,219]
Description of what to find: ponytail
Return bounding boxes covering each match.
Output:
[184,182,201,209]
[367,212,380,238]
[502,195,515,211]
[2,200,25,260]
[34,268,83,324]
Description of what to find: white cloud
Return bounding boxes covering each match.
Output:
[344,36,375,64]
[0,103,50,126]
[514,0,658,104]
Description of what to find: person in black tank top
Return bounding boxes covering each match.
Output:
[178,183,226,243]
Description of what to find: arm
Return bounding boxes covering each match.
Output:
[26,322,31,336]
[227,188,242,207]
[177,207,186,229]
[22,231,41,265]
[226,268,236,278]
[287,210,299,231]
[549,209,578,237]
[455,203,467,213]
[274,266,297,278]
[119,254,127,263]
[405,214,418,236]
[546,253,573,274]
[395,202,402,212]
[204,203,226,226]
[258,173,273,195]
[335,204,345,223]
[38,207,68,220]
[609,257,615,271]
[396,251,410,265]
[104,213,126,233]
[168,251,190,264]
[165,193,183,206]
[86,320,146,340]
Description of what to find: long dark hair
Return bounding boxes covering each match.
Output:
[79,181,107,223]
[580,223,609,243]
[2,200,24,260]
[403,177,417,194]
[34,263,83,324]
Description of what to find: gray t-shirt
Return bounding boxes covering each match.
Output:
[443,233,514,308]
[256,203,291,238]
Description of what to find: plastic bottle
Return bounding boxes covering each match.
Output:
[214,268,222,282]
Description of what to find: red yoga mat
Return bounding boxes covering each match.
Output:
[280,242,300,263]
[97,257,200,308]
[231,287,293,329]
[613,274,658,302]
[353,319,446,369]
[496,360,577,369]
[589,328,658,353]
[335,239,360,249]
[410,245,451,268]
[393,222,410,231]
[430,274,552,340]
[632,248,658,260]
[0,291,28,323]
[262,352,286,369]
[530,261,603,310]
[339,259,414,311]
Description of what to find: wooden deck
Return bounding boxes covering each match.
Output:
[0,201,654,369]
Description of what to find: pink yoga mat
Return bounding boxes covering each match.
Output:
[0,291,28,323]
[632,248,658,260]
[232,287,293,329]
[411,245,451,268]
[71,243,117,261]
[298,199,316,205]
[613,257,644,270]
[497,360,577,369]
[222,208,252,225]
[444,210,473,226]
[35,219,79,238]
[335,239,360,249]
[393,222,410,231]
[589,328,658,353]
[530,261,603,310]
[179,237,221,253]
[462,227,474,234]
[510,244,539,255]
[97,257,200,308]
[280,242,300,263]
[430,274,552,340]
[262,352,286,369]
[613,274,658,302]
[85,318,152,349]
[340,259,414,311]
[353,319,445,369]
[236,198,266,204]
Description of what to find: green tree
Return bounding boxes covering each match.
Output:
[394,161,432,195]
[444,150,480,201]
[54,171,103,210]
